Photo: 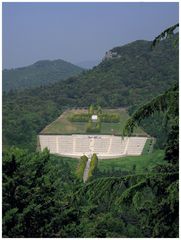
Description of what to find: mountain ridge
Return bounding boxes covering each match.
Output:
[3,59,84,92]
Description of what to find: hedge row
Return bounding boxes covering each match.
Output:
[100,113,120,123]
[69,112,120,123]
[88,153,98,178]
[86,121,101,133]
[69,113,90,122]
[76,155,88,180]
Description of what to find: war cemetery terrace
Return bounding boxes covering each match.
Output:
[39,107,151,159]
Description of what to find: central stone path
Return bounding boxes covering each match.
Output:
[83,157,91,183]
[89,137,94,152]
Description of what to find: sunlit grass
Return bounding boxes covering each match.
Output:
[98,150,165,174]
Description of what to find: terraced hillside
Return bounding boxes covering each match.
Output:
[38,108,149,159]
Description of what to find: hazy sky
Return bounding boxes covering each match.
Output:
[3,2,179,69]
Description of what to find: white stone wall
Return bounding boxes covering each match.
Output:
[39,134,147,158]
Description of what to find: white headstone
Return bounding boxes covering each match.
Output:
[91,115,98,121]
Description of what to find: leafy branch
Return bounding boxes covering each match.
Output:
[123,84,178,136]
[152,23,179,47]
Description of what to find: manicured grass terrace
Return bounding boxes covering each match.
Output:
[41,108,147,136]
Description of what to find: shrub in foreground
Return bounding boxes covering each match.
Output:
[88,153,98,178]
[76,155,88,180]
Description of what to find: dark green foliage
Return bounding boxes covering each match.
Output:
[117,173,179,237]
[121,70,179,237]
[73,171,178,238]
[76,155,88,180]
[3,59,84,92]
[3,94,61,151]
[3,148,78,237]
[3,149,179,237]
[123,88,172,136]
[152,23,179,47]
[94,167,132,178]
[164,120,179,164]
[86,121,101,133]
[120,28,179,234]
[136,112,168,149]
[123,84,179,165]
[88,104,95,115]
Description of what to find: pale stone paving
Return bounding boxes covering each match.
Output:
[83,158,91,183]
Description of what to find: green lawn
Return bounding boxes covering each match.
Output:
[49,150,165,176]
[41,109,86,134]
[44,121,86,134]
[98,150,165,174]
[41,108,147,136]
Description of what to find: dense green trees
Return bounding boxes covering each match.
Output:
[88,104,94,115]
[5,148,177,237]
[76,155,88,180]
[3,148,78,237]
[123,84,178,163]
[121,84,179,237]
[3,59,84,92]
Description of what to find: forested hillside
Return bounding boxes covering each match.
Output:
[75,37,178,107]
[3,59,84,92]
[3,35,178,151]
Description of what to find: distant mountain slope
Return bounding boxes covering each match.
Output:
[3,59,84,92]
[53,36,177,108]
